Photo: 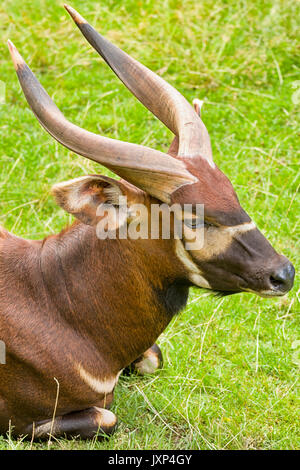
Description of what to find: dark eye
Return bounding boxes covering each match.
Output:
[204,221,214,227]
[184,219,203,229]
[204,221,216,228]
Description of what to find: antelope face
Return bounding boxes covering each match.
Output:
[8,4,295,298]
[171,159,295,297]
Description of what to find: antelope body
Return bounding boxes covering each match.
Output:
[0,5,294,439]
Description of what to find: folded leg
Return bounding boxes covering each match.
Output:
[126,343,163,375]
[24,407,117,440]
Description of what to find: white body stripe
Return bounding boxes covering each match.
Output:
[76,363,121,395]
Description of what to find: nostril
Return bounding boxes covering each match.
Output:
[270,262,295,292]
[270,275,285,289]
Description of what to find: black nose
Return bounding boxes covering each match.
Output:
[270,261,295,293]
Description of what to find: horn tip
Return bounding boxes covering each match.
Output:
[64,4,87,25]
[193,98,204,116]
[7,40,25,71]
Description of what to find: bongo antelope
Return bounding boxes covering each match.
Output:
[0,5,294,439]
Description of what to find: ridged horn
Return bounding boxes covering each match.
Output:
[64,4,213,164]
[8,40,196,204]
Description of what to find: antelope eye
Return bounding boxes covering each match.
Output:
[184,218,203,230]
[204,221,216,228]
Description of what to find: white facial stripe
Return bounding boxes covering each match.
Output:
[76,363,121,395]
[222,221,256,236]
[175,239,211,288]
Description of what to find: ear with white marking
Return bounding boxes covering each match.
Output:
[51,175,131,227]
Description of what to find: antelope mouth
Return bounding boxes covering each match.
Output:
[243,287,291,298]
[206,264,295,298]
[212,285,292,299]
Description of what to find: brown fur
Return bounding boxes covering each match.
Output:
[3,9,294,437]
[0,214,188,436]
[0,177,293,438]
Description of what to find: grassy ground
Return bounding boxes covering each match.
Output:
[0,0,299,450]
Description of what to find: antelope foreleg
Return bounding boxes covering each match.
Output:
[24,407,117,440]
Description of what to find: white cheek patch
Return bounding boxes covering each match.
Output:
[76,363,121,395]
[175,239,211,288]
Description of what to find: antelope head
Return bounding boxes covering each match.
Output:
[8,5,295,298]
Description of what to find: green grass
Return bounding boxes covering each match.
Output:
[0,0,299,450]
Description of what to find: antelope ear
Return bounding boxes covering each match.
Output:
[51,175,129,226]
